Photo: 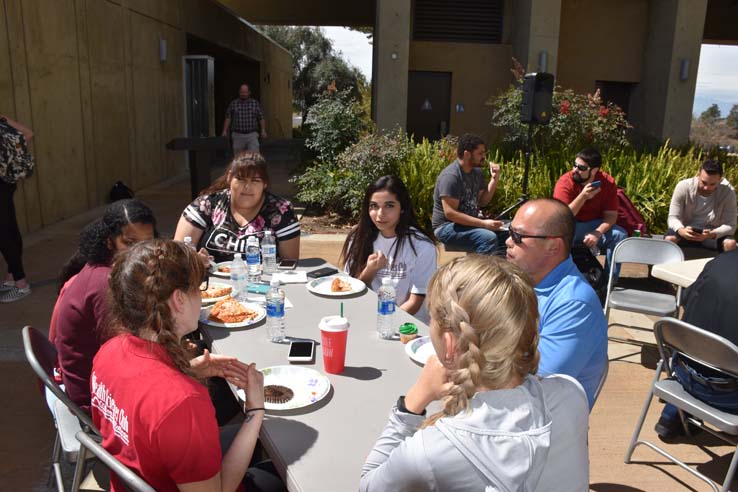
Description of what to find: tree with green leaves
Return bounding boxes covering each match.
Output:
[727,104,738,133]
[700,103,721,121]
[260,26,367,121]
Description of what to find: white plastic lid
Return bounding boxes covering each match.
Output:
[234,253,242,259]
[183,236,192,243]
[270,278,280,287]
[319,315,349,331]
[264,230,272,236]
[381,277,392,285]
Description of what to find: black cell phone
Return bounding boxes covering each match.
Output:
[278,259,298,270]
[590,180,601,188]
[691,227,704,234]
[288,341,315,362]
[307,267,339,278]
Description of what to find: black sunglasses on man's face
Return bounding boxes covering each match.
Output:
[509,227,563,245]
[573,162,590,172]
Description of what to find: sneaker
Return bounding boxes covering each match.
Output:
[0,286,31,303]
[654,417,684,439]
[0,281,14,293]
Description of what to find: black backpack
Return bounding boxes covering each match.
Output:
[571,245,607,306]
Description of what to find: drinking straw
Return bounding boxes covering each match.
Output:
[340,302,344,317]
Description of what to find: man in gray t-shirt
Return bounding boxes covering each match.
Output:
[432,133,506,254]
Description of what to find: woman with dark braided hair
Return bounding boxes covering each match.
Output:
[360,255,589,492]
[52,199,156,414]
[93,239,281,492]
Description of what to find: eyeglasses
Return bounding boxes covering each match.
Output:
[573,162,590,172]
[199,275,209,292]
[509,227,563,245]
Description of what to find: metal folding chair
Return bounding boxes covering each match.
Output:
[75,432,155,492]
[603,237,684,344]
[592,358,609,408]
[624,317,738,492]
[22,326,100,492]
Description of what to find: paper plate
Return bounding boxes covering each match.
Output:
[237,365,331,411]
[306,275,365,297]
[200,301,265,328]
[212,261,233,278]
[200,282,234,304]
[405,336,436,366]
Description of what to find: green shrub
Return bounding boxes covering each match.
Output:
[304,90,369,164]
[294,129,411,217]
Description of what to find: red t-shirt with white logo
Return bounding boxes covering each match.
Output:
[91,334,221,492]
[553,170,619,222]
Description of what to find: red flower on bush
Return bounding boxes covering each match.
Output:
[559,100,571,115]
[599,106,609,118]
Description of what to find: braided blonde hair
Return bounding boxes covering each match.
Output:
[422,255,540,427]
[108,239,206,377]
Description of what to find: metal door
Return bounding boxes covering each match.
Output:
[406,71,452,142]
[183,56,215,137]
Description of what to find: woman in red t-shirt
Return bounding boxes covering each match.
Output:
[93,239,278,492]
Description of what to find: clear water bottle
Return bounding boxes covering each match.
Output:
[230,253,248,301]
[183,236,195,250]
[261,231,277,274]
[376,277,396,339]
[246,236,262,284]
[266,278,286,342]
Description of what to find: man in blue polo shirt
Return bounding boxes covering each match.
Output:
[506,198,608,409]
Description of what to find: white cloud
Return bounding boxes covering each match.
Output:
[320,26,373,79]
[694,44,738,113]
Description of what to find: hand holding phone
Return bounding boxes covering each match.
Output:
[590,180,601,188]
[288,340,316,362]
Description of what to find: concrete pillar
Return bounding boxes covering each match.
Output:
[629,0,707,145]
[511,0,562,75]
[372,0,410,132]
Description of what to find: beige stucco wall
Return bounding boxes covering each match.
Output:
[556,0,649,94]
[1,0,291,233]
[409,41,514,143]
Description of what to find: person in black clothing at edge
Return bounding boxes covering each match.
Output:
[655,249,738,438]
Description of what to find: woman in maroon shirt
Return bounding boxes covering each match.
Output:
[53,199,156,413]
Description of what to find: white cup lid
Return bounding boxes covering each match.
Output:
[319,315,349,332]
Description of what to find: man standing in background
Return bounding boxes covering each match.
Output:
[222,84,267,154]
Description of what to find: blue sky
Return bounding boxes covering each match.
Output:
[322,28,738,118]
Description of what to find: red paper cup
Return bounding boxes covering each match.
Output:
[319,316,349,374]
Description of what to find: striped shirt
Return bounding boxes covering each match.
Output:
[183,190,300,263]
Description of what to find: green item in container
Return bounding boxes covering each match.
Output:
[399,323,418,335]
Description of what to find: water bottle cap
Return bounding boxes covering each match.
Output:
[234,253,242,259]
[184,236,192,243]
[270,278,280,287]
[264,230,272,236]
[381,277,392,285]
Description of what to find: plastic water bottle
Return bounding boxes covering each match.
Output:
[183,236,195,250]
[230,253,248,301]
[376,277,396,339]
[261,231,277,274]
[266,279,286,342]
[246,236,262,284]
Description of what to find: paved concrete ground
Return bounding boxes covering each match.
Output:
[1,149,736,491]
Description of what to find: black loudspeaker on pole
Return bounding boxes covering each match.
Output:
[496,72,554,221]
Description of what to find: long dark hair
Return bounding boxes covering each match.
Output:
[201,151,269,195]
[58,199,157,289]
[340,175,434,277]
[108,239,205,376]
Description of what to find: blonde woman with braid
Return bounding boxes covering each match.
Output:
[360,255,590,492]
[91,239,285,492]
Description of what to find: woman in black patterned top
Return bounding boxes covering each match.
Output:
[174,152,300,263]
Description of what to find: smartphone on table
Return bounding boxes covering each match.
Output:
[307,267,339,278]
[278,259,298,270]
[288,340,316,362]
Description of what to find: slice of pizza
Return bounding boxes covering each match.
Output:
[201,285,233,299]
[330,277,352,293]
[208,298,258,323]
